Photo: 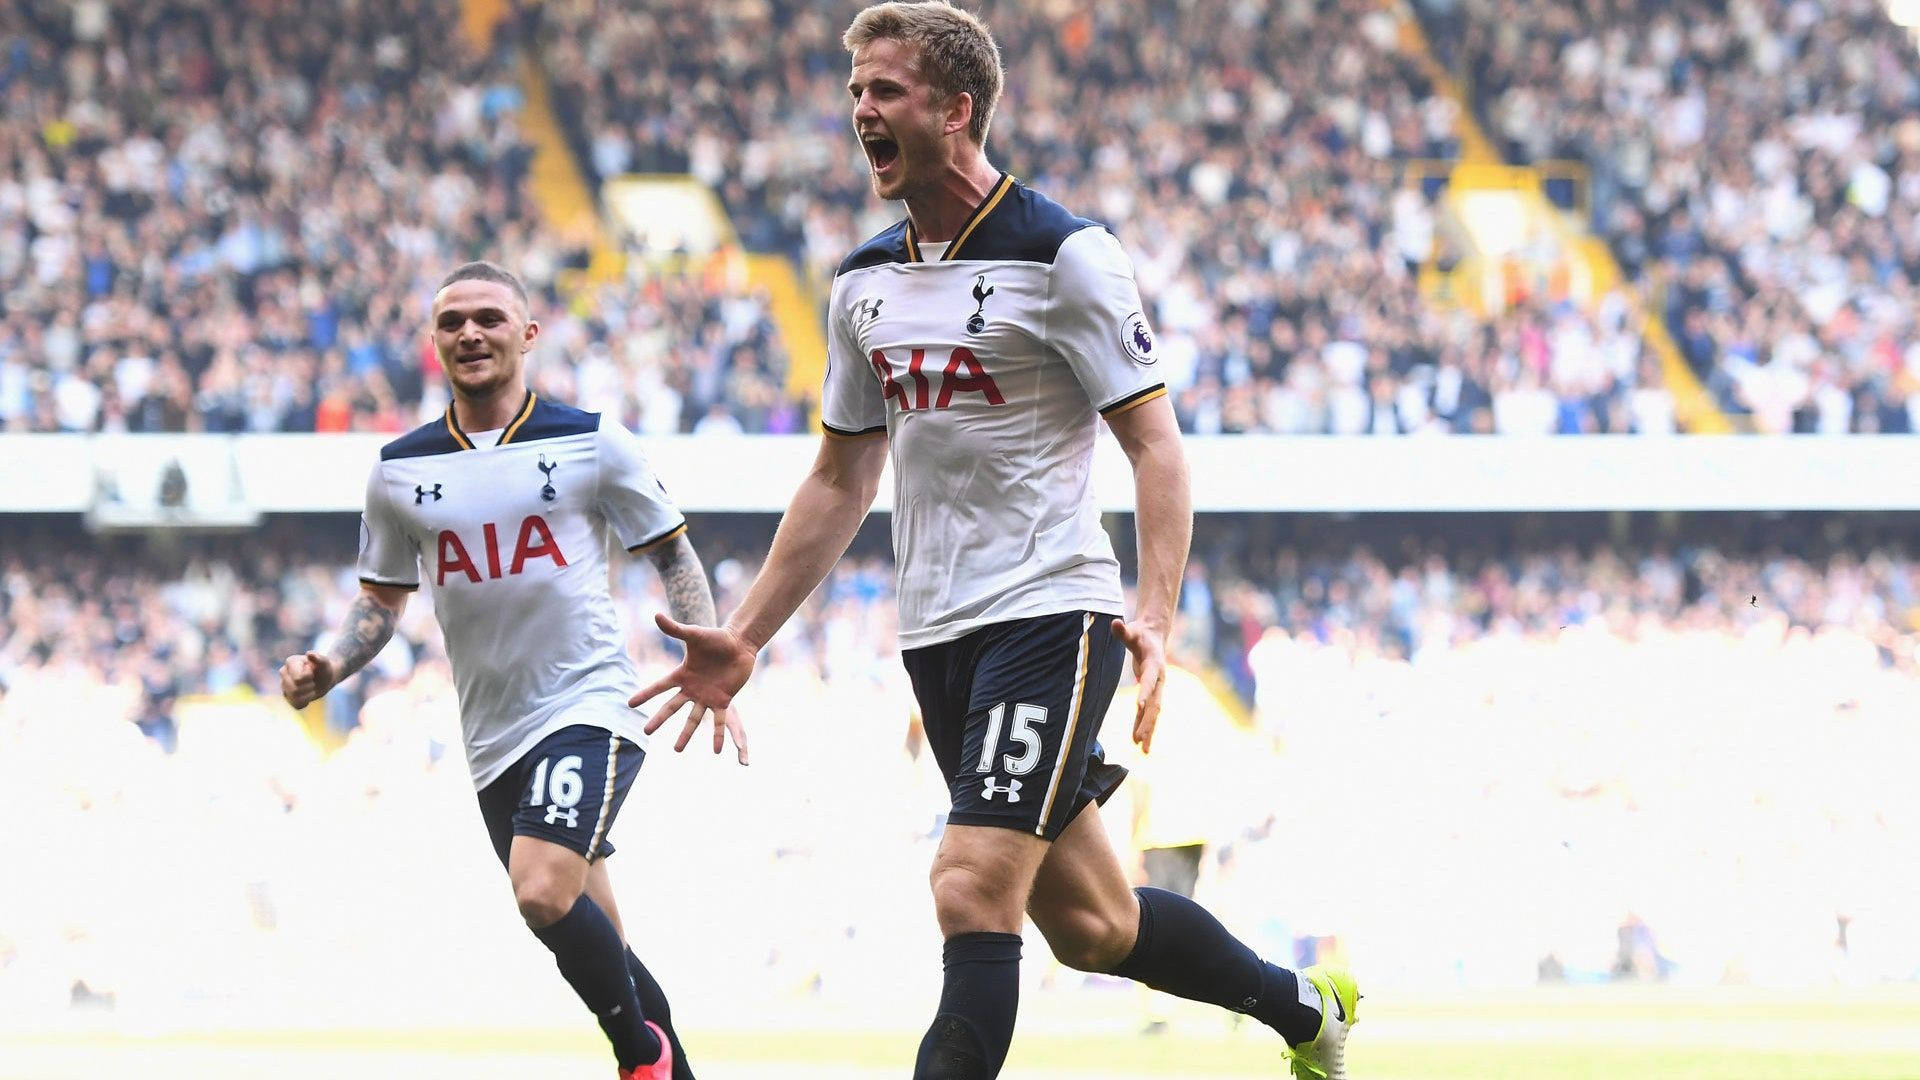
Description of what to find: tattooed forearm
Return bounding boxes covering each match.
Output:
[647,534,718,626]
[324,592,400,683]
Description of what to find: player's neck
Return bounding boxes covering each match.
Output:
[450,382,528,432]
[905,153,1002,244]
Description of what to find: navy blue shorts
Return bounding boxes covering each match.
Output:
[477,724,644,865]
[902,610,1129,841]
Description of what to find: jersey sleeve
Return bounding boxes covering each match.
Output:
[1045,226,1168,418]
[595,415,688,552]
[820,273,887,437]
[357,463,421,590]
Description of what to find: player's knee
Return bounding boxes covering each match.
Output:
[929,860,1019,932]
[1042,904,1136,973]
[513,874,580,929]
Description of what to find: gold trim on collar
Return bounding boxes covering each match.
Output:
[498,392,540,445]
[444,407,475,450]
[943,173,1014,262]
[905,173,1015,263]
[445,390,535,449]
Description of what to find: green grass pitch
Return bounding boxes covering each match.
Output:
[5,987,1918,1078]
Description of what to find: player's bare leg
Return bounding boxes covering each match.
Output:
[585,859,626,938]
[1024,803,1140,972]
[915,823,1049,1079]
[510,836,672,1078]
[511,834,595,926]
[928,823,1049,935]
[586,859,694,1080]
[1026,803,1356,1078]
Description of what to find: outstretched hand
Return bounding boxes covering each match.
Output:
[629,613,756,765]
[1111,617,1167,754]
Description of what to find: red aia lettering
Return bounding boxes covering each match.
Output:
[871,349,906,409]
[938,347,1006,407]
[436,516,569,584]
[437,530,482,585]
[482,522,503,579]
[871,348,1005,411]
[904,349,931,409]
[510,515,567,574]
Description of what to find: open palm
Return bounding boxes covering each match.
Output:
[628,613,755,763]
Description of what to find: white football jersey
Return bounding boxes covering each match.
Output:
[822,174,1167,649]
[357,393,686,788]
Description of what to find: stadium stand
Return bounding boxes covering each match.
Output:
[25,0,1917,438]
[0,0,804,435]
[1422,0,1920,432]
[539,0,1681,434]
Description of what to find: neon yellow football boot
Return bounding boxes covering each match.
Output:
[1285,964,1359,1079]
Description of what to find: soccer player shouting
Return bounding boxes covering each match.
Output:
[632,5,1358,1078]
[282,262,732,1080]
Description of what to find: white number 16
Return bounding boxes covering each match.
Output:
[977,703,1048,776]
[530,754,585,808]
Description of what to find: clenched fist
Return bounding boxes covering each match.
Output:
[280,651,338,709]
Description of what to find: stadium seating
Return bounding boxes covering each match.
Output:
[539,0,1680,434]
[0,0,805,435]
[23,0,1919,437]
[1422,0,1920,432]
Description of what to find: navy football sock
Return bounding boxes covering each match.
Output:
[913,932,1022,1080]
[625,946,693,1080]
[531,895,661,1070]
[1110,887,1322,1045]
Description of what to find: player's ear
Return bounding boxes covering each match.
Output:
[942,90,973,139]
[521,317,540,349]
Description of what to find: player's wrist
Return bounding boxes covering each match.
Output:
[317,652,348,691]
[1133,613,1173,639]
[724,620,767,655]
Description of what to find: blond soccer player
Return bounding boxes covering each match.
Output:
[633,5,1358,1078]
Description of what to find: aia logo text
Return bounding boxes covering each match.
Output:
[871,347,1006,411]
[437,515,568,585]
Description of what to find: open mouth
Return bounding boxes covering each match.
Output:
[862,134,900,175]
[455,352,492,366]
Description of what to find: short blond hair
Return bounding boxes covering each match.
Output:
[844,1,1003,146]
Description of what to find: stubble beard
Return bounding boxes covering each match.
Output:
[446,352,520,403]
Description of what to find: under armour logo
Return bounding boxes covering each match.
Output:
[967,275,995,335]
[537,455,558,502]
[415,483,443,504]
[544,804,579,828]
[981,776,1021,803]
[854,296,884,324]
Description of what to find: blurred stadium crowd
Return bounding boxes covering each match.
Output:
[3,518,1916,1013]
[4,0,1908,436]
[1424,0,1920,432]
[543,0,1678,435]
[0,0,797,437]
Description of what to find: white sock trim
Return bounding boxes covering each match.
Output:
[1298,972,1324,1015]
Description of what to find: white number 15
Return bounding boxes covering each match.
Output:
[976,703,1048,777]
